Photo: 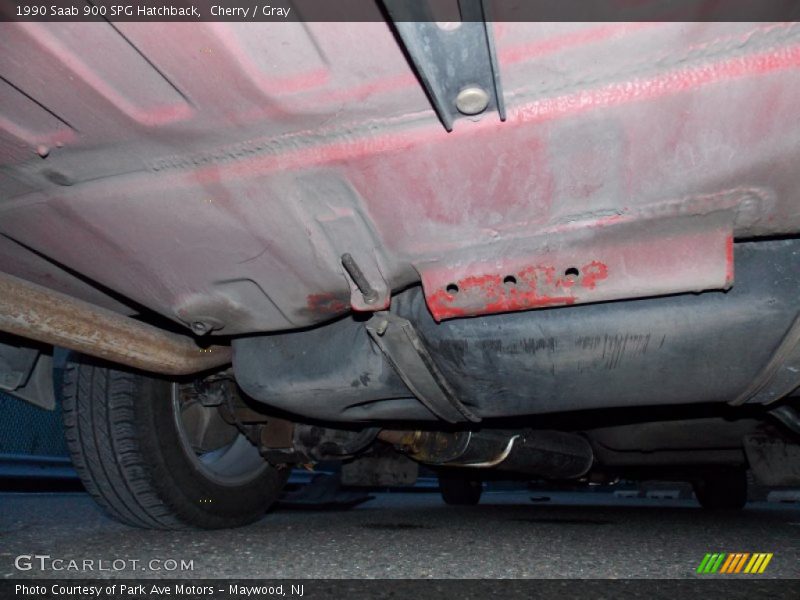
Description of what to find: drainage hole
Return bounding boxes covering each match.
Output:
[503,275,517,285]
[564,267,580,278]
[446,283,459,294]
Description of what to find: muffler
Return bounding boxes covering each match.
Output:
[379,429,593,479]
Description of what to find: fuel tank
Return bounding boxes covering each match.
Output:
[233,239,800,423]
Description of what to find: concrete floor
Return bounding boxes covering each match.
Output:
[1,490,799,580]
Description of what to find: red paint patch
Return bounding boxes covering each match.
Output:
[426,290,468,320]
[725,235,735,286]
[580,261,609,290]
[428,268,574,321]
[425,261,611,321]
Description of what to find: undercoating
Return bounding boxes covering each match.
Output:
[233,239,800,423]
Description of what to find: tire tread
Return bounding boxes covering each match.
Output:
[62,363,184,529]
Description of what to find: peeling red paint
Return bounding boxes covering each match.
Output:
[425,261,611,321]
[426,290,468,320]
[483,290,576,315]
[580,261,610,290]
[425,266,606,321]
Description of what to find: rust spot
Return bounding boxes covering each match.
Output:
[306,292,349,316]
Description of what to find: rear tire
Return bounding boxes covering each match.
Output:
[439,473,483,505]
[62,360,287,529]
[692,468,748,510]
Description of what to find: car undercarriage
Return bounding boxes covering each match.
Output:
[1,16,800,527]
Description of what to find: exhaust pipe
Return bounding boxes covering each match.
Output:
[0,271,231,376]
[379,429,594,479]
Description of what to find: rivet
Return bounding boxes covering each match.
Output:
[456,87,490,116]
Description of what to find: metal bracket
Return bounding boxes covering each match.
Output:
[732,314,800,405]
[366,312,480,423]
[0,353,55,410]
[382,0,505,131]
[0,342,56,410]
[0,342,38,391]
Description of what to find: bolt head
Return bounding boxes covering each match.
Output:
[456,87,490,116]
[191,321,210,335]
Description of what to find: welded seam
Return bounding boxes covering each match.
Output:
[143,23,800,175]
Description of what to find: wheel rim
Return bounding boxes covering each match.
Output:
[171,383,268,486]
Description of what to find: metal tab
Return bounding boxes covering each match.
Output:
[382,0,505,131]
[366,312,480,423]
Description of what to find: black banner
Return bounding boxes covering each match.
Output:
[3,579,800,600]
[1,0,800,22]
